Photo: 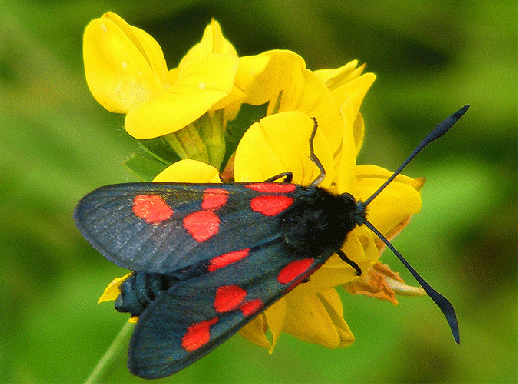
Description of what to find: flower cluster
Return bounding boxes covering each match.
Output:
[85,13,424,350]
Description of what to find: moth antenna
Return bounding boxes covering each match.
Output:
[363,219,460,343]
[361,105,469,208]
[356,105,469,344]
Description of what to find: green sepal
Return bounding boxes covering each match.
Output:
[138,136,182,165]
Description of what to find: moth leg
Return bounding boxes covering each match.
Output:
[265,117,324,186]
[308,117,326,187]
[337,250,362,276]
[265,172,293,183]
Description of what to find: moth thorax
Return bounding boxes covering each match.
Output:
[280,187,358,258]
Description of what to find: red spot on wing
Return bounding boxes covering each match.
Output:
[250,195,294,216]
[214,285,247,313]
[277,258,315,284]
[246,183,296,193]
[202,188,229,210]
[132,195,173,224]
[183,210,220,242]
[239,299,263,317]
[181,317,218,352]
[208,249,250,272]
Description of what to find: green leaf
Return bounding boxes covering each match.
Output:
[123,153,169,181]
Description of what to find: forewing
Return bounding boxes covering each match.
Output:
[74,183,292,273]
[128,241,326,379]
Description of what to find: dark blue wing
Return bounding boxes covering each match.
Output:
[74,183,293,273]
[128,240,327,379]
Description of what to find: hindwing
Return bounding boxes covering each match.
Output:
[128,240,327,379]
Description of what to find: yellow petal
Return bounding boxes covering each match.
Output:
[264,299,288,353]
[176,53,238,92]
[278,69,344,158]
[103,13,169,86]
[234,54,271,95]
[343,225,382,266]
[334,74,376,172]
[352,165,423,236]
[126,53,238,139]
[353,112,365,155]
[335,105,357,193]
[241,50,306,106]
[317,289,355,347]
[125,85,225,139]
[240,298,288,351]
[98,273,132,303]
[129,25,170,87]
[180,20,237,64]
[167,67,179,84]
[283,289,354,348]
[239,313,271,348]
[355,164,426,191]
[314,60,364,91]
[293,254,360,297]
[152,159,221,183]
[210,85,247,119]
[83,13,167,113]
[234,111,334,188]
[333,73,376,119]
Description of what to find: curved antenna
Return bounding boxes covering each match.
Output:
[358,105,469,344]
[363,220,460,343]
[361,105,469,207]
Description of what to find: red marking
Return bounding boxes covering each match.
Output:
[277,258,315,284]
[181,317,218,352]
[250,195,294,216]
[246,183,296,193]
[202,188,229,210]
[214,285,247,313]
[132,195,173,224]
[208,249,250,272]
[183,210,220,242]
[239,299,263,317]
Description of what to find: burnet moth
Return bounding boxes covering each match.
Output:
[75,105,469,379]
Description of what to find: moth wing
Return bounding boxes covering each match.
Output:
[128,242,325,378]
[74,183,292,273]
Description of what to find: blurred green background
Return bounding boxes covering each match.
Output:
[1,1,516,383]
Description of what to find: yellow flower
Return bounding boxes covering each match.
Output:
[92,17,424,352]
[83,13,241,141]
[239,50,374,156]
[231,108,422,349]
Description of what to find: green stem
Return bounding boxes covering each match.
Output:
[163,122,209,163]
[84,321,134,384]
[199,110,226,170]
